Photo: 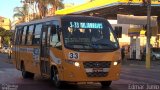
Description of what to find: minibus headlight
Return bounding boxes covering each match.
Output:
[74,62,80,67]
[113,61,118,65]
[65,60,80,67]
[113,60,121,66]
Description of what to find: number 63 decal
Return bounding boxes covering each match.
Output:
[68,52,79,59]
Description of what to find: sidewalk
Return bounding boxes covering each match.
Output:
[122,58,160,69]
[0,53,13,64]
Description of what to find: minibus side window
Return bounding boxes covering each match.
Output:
[27,25,34,45]
[14,28,18,45]
[50,21,61,49]
[15,27,23,45]
[50,25,61,48]
[33,24,42,45]
[21,26,28,45]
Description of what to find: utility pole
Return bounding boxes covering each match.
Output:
[145,0,151,69]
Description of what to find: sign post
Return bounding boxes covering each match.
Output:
[145,0,151,69]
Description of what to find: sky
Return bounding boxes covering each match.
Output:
[0,0,85,21]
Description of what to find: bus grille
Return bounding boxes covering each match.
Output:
[83,61,111,77]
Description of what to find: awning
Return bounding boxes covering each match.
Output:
[56,0,121,15]
[55,0,160,18]
[117,14,158,26]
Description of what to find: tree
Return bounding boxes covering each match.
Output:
[48,0,64,15]
[0,27,5,36]
[0,27,13,46]
[33,0,49,18]
[33,0,64,18]
[13,0,64,22]
[3,30,13,45]
[13,3,29,23]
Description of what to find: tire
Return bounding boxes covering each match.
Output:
[152,56,156,61]
[21,64,34,79]
[100,81,112,87]
[51,67,64,88]
[27,72,34,79]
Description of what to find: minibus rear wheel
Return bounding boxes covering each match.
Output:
[21,63,34,79]
[100,81,112,87]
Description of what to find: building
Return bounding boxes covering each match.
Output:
[0,16,11,30]
[0,16,11,48]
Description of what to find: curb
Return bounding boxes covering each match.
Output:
[5,59,13,64]
[0,58,13,64]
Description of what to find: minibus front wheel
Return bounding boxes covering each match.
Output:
[100,81,112,87]
[51,67,65,88]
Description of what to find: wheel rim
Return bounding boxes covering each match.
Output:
[21,65,25,77]
[52,69,60,86]
[55,74,59,85]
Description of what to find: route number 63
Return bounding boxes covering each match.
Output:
[69,52,79,59]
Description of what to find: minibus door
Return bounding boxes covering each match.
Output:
[40,25,51,76]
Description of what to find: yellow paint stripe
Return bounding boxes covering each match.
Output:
[56,0,119,15]
[55,0,160,15]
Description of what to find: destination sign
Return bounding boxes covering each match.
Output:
[69,22,103,29]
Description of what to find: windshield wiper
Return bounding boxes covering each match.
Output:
[92,43,116,49]
[66,43,99,51]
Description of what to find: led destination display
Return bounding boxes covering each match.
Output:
[70,22,103,29]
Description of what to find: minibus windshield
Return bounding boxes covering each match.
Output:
[62,18,119,51]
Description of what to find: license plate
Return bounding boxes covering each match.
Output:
[92,68,103,72]
[85,68,109,73]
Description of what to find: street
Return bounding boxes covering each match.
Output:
[0,53,160,90]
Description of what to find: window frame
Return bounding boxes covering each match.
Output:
[21,26,28,45]
[26,24,35,45]
[49,20,62,49]
[33,23,43,45]
[14,26,23,45]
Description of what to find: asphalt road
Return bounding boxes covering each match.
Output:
[0,53,160,90]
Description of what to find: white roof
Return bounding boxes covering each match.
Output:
[16,16,61,26]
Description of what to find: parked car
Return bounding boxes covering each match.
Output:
[141,48,160,60]
[0,47,10,53]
